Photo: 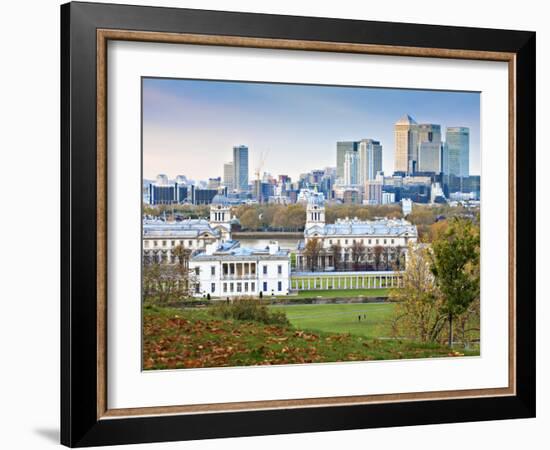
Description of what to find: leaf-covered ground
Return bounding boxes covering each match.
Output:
[143,306,479,370]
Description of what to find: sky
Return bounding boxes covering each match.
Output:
[142,77,480,181]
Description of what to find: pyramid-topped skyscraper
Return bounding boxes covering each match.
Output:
[394,114,419,174]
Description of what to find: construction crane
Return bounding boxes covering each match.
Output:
[254,148,269,181]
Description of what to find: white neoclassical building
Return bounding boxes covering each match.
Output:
[296,199,418,271]
[142,196,232,264]
[189,240,291,298]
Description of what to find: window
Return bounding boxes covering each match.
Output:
[171,240,175,246]
[162,240,166,247]
[230,283,234,292]
[144,241,149,248]
[211,283,215,293]
[277,281,282,292]
[188,240,193,246]
[251,282,255,292]
[153,240,158,247]
[384,239,387,244]
[277,265,282,275]
[211,266,216,276]
[391,239,395,244]
[345,239,348,245]
[263,265,268,275]
[223,283,227,293]
[236,283,242,293]
[263,282,268,292]
[244,283,249,292]
[329,240,332,245]
[376,239,379,244]
[368,239,371,244]
[194,267,200,275]
[352,239,356,244]
[180,240,184,246]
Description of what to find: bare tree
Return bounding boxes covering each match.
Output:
[143,245,197,305]
[393,246,404,270]
[373,245,383,271]
[303,237,323,272]
[330,242,342,272]
[350,241,366,271]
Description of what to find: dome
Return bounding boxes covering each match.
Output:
[211,194,230,206]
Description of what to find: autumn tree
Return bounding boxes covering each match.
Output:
[285,204,306,230]
[303,237,323,272]
[260,205,280,228]
[271,207,289,229]
[425,219,449,243]
[239,208,261,230]
[390,244,447,343]
[430,218,480,347]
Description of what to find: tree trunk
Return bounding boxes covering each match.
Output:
[448,313,454,348]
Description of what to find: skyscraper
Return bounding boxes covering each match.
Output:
[336,141,359,181]
[358,139,383,184]
[343,151,359,185]
[417,123,442,146]
[394,115,418,174]
[223,162,234,191]
[444,127,470,176]
[365,179,383,205]
[417,142,442,173]
[416,124,442,173]
[232,145,249,192]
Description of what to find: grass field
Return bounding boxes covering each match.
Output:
[290,288,389,299]
[143,305,479,370]
[270,302,395,338]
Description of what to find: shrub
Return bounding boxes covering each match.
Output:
[211,298,289,326]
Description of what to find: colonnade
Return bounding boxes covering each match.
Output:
[290,273,402,290]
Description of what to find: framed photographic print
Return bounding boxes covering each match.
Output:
[60,1,536,447]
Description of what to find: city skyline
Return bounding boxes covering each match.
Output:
[143,78,480,181]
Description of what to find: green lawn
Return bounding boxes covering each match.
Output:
[270,302,395,339]
[290,288,389,299]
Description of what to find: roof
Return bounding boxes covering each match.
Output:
[304,218,417,238]
[143,219,220,238]
[395,114,417,126]
[191,243,289,261]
